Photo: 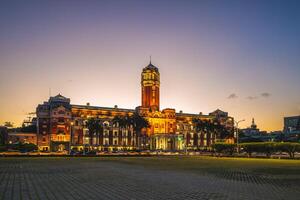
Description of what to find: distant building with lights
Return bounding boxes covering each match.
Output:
[36,61,234,152]
[284,116,300,134]
[241,118,260,136]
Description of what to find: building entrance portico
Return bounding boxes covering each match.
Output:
[51,142,69,152]
[58,144,65,151]
[150,134,184,151]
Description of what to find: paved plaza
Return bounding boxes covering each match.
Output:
[0,157,299,200]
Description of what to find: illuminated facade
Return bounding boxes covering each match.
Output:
[37,61,234,152]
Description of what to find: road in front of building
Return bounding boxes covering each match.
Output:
[0,157,299,200]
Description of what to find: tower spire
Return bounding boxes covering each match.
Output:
[251,118,257,129]
[150,55,152,64]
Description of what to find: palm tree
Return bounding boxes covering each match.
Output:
[86,118,103,147]
[193,118,215,147]
[124,115,134,148]
[130,113,149,150]
[86,118,95,146]
[4,121,14,128]
[193,118,206,133]
[95,118,103,147]
[112,113,149,150]
[112,116,122,127]
[211,119,233,140]
[112,115,127,148]
[192,118,203,147]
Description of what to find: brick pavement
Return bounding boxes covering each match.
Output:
[0,158,299,200]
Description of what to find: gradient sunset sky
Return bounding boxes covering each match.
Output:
[0,0,300,131]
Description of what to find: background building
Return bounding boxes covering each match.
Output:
[284,116,300,134]
[283,115,300,142]
[241,118,260,137]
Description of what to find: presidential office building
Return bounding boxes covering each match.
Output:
[36,62,234,152]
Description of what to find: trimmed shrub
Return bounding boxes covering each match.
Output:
[275,142,300,158]
[0,145,7,152]
[240,142,300,158]
[7,143,37,152]
[260,142,275,158]
[240,143,256,157]
[212,142,235,156]
[19,143,37,152]
[71,147,78,151]
[240,142,275,157]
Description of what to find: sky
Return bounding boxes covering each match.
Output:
[0,0,300,131]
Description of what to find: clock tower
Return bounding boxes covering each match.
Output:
[141,61,160,111]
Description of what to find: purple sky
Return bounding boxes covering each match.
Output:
[1,0,300,131]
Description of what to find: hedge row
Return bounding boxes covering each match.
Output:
[0,145,7,152]
[240,142,300,158]
[212,142,300,158]
[211,143,235,156]
[0,143,37,153]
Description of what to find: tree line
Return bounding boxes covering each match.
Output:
[212,142,300,158]
[192,118,233,140]
[85,116,233,149]
[85,112,149,149]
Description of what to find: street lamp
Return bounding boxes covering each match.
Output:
[235,119,245,154]
[69,121,74,155]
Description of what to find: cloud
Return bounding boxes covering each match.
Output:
[246,96,258,100]
[261,92,271,98]
[227,93,238,99]
[246,92,271,100]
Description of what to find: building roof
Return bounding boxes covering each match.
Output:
[71,104,135,113]
[72,104,214,118]
[284,115,300,119]
[144,61,159,72]
[176,112,210,118]
[8,132,36,136]
[49,93,70,103]
[209,109,228,116]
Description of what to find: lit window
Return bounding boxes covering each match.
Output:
[58,110,65,115]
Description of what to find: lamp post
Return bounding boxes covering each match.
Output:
[69,121,74,155]
[184,133,188,155]
[235,119,245,154]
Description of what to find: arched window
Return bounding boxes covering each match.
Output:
[103,121,110,127]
